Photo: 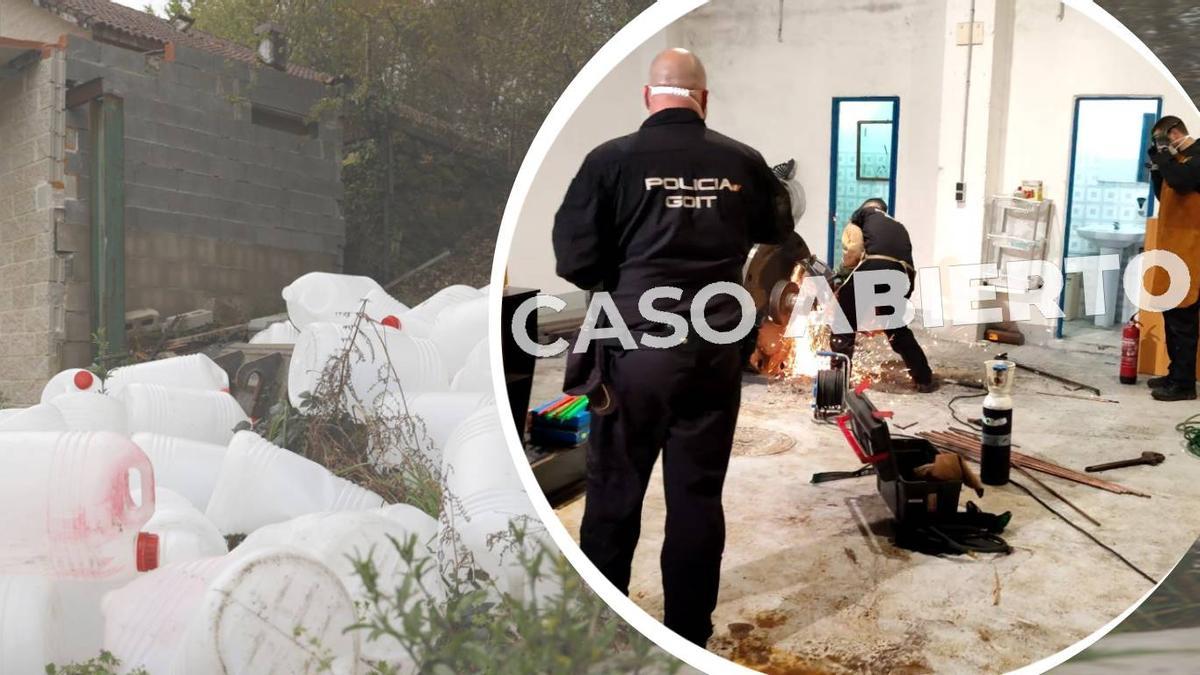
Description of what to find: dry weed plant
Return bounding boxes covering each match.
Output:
[261,304,681,673]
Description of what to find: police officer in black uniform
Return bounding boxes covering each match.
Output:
[551,48,793,646]
[831,198,935,392]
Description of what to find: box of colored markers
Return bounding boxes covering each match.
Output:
[529,394,590,447]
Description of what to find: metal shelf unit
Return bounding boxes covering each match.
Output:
[982,196,1053,292]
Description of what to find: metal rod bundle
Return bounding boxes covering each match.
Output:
[918,429,1150,498]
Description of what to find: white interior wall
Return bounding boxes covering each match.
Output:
[666,0,950,269]
[506,0,951,294]
[505,0,1199,342]
[507,33,669,295]
[996,0,1200,342]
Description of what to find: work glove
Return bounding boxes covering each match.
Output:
[831,271,850,293]
[1147,144,1168,170]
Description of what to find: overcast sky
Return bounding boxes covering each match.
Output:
[112,0,170,19]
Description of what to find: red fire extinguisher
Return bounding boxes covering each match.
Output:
[1120,314,1140,385]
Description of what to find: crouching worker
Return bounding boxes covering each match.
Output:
[830,198,936,392]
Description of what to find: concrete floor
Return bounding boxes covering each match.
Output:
[529,331,1200,673]
[1060,319,1123,350]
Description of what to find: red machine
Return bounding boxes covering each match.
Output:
[1120,315,1141,385]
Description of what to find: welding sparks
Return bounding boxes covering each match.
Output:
[785,310,831,378]
[760,265,909,389]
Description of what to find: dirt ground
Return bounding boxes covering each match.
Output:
[530,331,1200,673]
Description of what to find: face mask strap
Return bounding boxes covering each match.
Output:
[648,85,699,98]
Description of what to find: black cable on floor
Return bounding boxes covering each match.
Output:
[947,391,985,429]
[924,524,1012,555]
[1009,478,1156,584]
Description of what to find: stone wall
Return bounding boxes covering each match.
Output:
[0,51,63,404]
[60,37,343,368]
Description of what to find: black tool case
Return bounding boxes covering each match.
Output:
[836,384,962,525]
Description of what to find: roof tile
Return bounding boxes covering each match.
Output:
[33,0,330,82]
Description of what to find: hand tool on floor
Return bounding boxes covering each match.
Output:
[810,465,874,483]
[1085,452,1165,473]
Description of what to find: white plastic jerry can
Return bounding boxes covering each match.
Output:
[0,431,159,579]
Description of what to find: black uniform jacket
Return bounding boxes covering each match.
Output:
[553,108,792,331]
[552,108,792,404]
[858,210,915,269]
[1151,141,1200,197]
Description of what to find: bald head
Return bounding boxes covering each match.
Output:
[644,48,708,117]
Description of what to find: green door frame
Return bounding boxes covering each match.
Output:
[90,93,126,360]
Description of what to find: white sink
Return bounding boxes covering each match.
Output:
[1076,227,1145,248]
[1074,222,1145,328]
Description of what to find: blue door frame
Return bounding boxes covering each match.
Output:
[1055,95,1162,339]
[828,96,901,265]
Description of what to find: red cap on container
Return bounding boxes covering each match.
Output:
[381,315,401,329]
[136,532,160,572]
[73,370,95,391]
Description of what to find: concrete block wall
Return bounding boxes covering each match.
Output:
[60,37,344,366]
[0,53,64,404]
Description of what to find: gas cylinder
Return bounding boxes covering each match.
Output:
[1120,315,1141,385]
[981,360,1015,486]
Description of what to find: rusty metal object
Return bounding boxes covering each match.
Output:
[1085,452,1166,473]
[742,231,810,318]
[233,353,285,420]
[212,351,245,389]
[743,232,813,376]
[768,279,799,325]
[919,429,1150,498]
[747,320,792,378]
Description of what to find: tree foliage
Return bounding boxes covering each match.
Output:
[176,0,651,283]
[1098,1,1200,110]
[186,0,649,161]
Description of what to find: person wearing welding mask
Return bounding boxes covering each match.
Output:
[830,198,936,392]
[551,48,793,646]
[1146,115,1200,402]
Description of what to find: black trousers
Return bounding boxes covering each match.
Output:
[1164,299,1199,388]
[579,340,742,646]
[830,258,933,386]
